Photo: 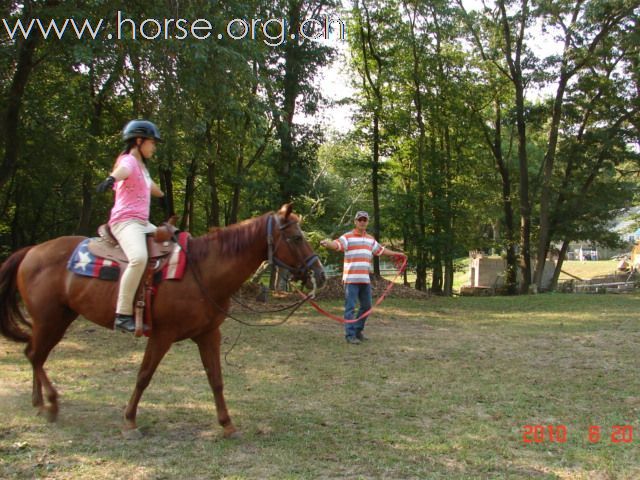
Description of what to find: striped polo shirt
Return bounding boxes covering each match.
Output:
[335,230,385,284]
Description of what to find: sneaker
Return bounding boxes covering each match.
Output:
[114,314,136,333]
[356,332,368,341]
[345,336,361,345]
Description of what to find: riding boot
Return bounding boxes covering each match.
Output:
[114,313,136,333]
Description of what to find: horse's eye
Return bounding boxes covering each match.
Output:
[289,235,303,244]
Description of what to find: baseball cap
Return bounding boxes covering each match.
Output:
[355,211,369,220]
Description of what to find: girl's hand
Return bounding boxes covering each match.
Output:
[96,176,115,193]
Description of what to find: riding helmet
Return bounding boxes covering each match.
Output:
[122,119,162,142]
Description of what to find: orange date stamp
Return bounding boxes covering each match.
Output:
[522,425,633,444]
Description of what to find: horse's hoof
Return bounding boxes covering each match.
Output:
[45,410,58,423]
[223,428,241,439]
[37,406,58,423]
[122,428,143,440]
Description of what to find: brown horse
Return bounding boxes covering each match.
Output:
[0,204,325,438]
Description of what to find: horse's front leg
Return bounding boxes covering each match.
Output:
[192,327,239,438]
[123,335,173,437]
[32,374,43,408]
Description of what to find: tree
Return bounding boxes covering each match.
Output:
[458,0,638,292]
[350,0,398,276]
[533,0,639,289]
[263,0,338,203]
[0,1,53,189]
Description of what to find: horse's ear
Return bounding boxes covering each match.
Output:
[279,203,293,219]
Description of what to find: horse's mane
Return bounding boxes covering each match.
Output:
[187,213,269,263]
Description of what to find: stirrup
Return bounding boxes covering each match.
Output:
[114,314,136,333]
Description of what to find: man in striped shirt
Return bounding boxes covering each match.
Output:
[320,211,406,344]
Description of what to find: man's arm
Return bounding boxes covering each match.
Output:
[320,239,340,251]
[380,247,406,258]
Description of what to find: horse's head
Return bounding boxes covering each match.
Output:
[269,203,326,290]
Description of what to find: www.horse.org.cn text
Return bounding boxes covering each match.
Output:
[1,11,347,47]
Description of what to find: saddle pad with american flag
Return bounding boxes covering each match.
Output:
[67,239,120,280]
[66,233,190,281]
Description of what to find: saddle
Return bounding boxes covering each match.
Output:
[88,220,180,337]
[89,222,178,267]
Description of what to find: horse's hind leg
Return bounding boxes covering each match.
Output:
[25,307,77,422]
[193,327,238,438]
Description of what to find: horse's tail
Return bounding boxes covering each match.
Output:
[0,247,33,343]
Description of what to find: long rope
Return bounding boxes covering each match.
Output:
[300,255,408,324]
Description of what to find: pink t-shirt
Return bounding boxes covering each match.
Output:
[108,154,152,225]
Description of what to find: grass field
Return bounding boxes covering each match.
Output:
[2,293,640,479]
[558,260,623,280]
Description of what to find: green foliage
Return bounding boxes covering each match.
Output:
[0,0,339,252]
[0,0,637,298]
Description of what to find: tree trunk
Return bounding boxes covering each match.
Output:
[372,113,381,276]
[550,239,570,290]
[159,76,177,221]
[159,169,174,218]
[405,4,428,291]
[76,171,94,235]
[498,0,532,293]
[431,253,443,294]
[534,28,574,287]
[77,98,101,236]
[493,102,518,294]
[181,157,197,231]
[515,85,532,293]
[276,0,303,203]
[1,27,39,189]
[204,120,220,227]
[443,256,454,296]
[355,0,388,277]
[442,127,455,297]
[229,157,242,226]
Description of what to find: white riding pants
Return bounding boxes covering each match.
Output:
[110,219,157,315]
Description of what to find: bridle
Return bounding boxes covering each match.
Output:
[267,213,319,284]
[181,211,321,333]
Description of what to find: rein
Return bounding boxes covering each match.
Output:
[184,213,317,328]
[190,261,312,327]
[300,254,408,324]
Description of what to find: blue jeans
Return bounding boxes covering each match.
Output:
[344,283,372,338]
